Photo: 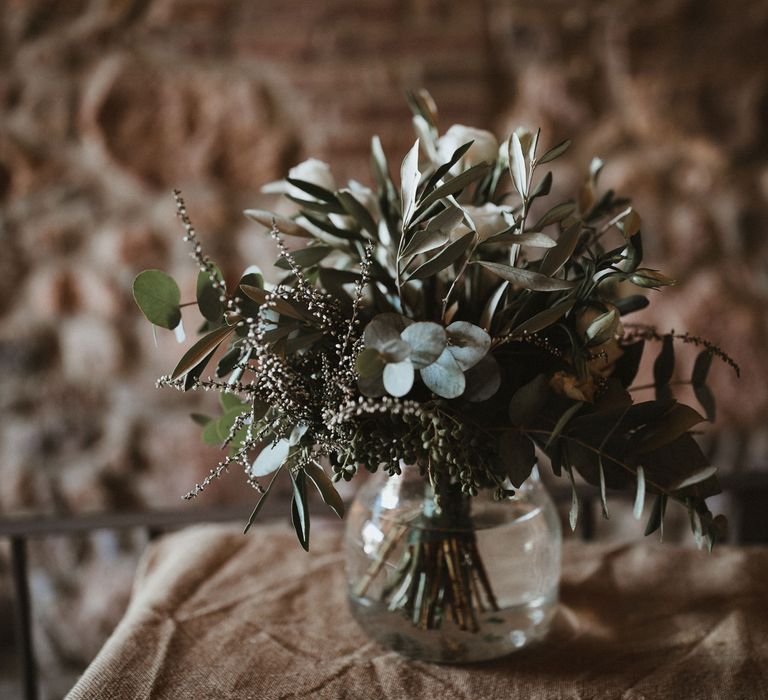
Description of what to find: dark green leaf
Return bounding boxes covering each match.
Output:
[539,222,581,277]
[508,374,551,426]
[653,335,675,395]
[528,171,553,204]
[285,194,346,215]
[694,384,716,422]
[409,232,474,280]
[244,467,282,534]
[474,261,575,291]
[274,245,332,270]
[545,402,584,449]
[402,228,448,259]
[183,348,215,391]
[614,295,649,316]
[196,267,224,323]
[337,189,378,237]
[305,461,345,518]
[217,346,242,378]
[480,281,508,332]
[286,177,339,204]
[499,430,536,487]
[463,354,501,401]
[171,325,234,380]
[536,139,571,165]
[635,403,705,454]
[420,347,465,398]
[290,469,310,551]
[511,299,574,337]
[530,202,575,232]
[190,412,211,426]
[644,494,667,537]
[692,351,713,387]
[239,285,308,321]
[424,140,474,193]
[132,270,181,330]
[244,209,311,238]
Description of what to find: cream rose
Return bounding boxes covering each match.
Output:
[449,203,514,242]
[262,158,336,199]
[437,125,499,174]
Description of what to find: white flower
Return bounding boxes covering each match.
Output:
[261,158,336,198]
[449,203,513,242]
[437,125,499,174]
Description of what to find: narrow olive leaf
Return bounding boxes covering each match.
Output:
[285,194,346,215]
[530,202,575,232]
[424,204,465,234]
[290,469,310,551]
[251,438,290,477]
[409,232,474,280]
[644,494,667,537]
[243,467,282,534]
[585,308,620,345]
[528,171,553,204]
[285,177,339,204]
[633,466,646,520]
[545,402,584,449]
[274,245,331,270]
[417,163,489,210]
[190,412,211,426]
[420,347,465,398]
[630,268,676,289]
[673,466,718,491]
[401,228,448,259]
[619,209,641,238]
[474,261,576,291]
[445,321,491,371]
[305,461,345,518]
[196,267,224,323]
[539,222,581,277]
[371,135,391,189]
[480,281,508,331]
[424,140,474,192]
[383,360,415,397]
[536,139,571,165]
[509,132,527,198]
[512,299,575,337]
[528,127,541,161]
[636,404,705,454]
[653,335,675,392]
[401,322,446,368]
[239,285,308,321]
[566,465,579,531]
[171,325,234,380]
[401,139,421,225]
[336,189,378,237]
[614,295,649,316]
[244,210,311,238]
[133,270,182,330]
[217,346,241,377]
[692,350,713,386]
[299,212,363,242]
[483,231,556,247]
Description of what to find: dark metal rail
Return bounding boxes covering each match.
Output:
[2,471,767,700]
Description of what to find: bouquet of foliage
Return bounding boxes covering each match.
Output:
[134,91,735,632]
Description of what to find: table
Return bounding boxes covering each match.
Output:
[67,523,768,699]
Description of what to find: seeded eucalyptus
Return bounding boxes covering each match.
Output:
[134,91,736,569]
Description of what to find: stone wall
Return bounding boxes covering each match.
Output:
[1,0,767,695]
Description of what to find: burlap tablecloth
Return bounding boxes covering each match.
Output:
[67,523,768,699]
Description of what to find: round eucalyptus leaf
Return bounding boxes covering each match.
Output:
[251,439,290,477]
[356,348,386,378]
[383,360,415,397]
[420,348,465,399]
[364,316,404,351]
[463,354,501,402]
[196,267,225,322]
[401,322,446,369]
[132,269,181,329]
[446,321,491,370]
[358,371,386,398]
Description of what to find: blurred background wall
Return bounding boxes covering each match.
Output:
[1,0,767,696]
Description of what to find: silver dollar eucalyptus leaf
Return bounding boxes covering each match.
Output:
[420,348,466,399]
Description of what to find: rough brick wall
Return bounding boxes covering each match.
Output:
[1,0,767,694]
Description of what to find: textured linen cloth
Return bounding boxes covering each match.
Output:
[68,523,768,699]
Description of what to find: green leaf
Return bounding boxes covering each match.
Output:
[356,348,385,378]
[633,466,646,520]
[304,461,345,518]
[401,228,448,259]
[171,325,234,380]
[290,469,310,551]
[585,308,620,345]
[274,245,332,270]
[243,467,282,534]
[511,299,574,337]
[401,322,446,369]
[480,281,508,331]
[220,392,247,411]
[508,374,551,426]
[424,140,474,192]
[364,316,410,360]
[239,285,308,321]
[630,268,676,289]
[132,270,181,330]
[337,189,378,237]
[417,163,489,210]
[285,194,346,215]
[445,321,490,371]
[644,494,667,537]
[196,267,224,323]
[508,132,527,198]
[692,351,713,387]
[400,139,421,225]
[420,347,465,398]
[536,139,571,165]
[409,232,474,280]
[694,384,716,422]
[635,403,705,454]
[190,412,211,426]
[539,222,581,277]
[483,231,556,248]
[530,202,575,232]
[251,438,289,477]
[202,418,222,446]
[528,171,552,204]
[216,346,242,378]
[383,360,415,397]
[286,177,339,204]
[499,430,536,487]
[244,209,311,238]
[566,464,579,531]
[614,295,649,316]
[463,354,501,402]
[545,401,584,449]
[474,261,575,291]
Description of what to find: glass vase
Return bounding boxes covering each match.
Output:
[344,464,562,663]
